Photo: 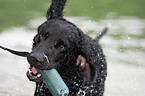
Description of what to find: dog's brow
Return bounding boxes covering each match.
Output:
[38,26,42,33]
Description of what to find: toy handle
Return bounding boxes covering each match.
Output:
[35,68,69,96]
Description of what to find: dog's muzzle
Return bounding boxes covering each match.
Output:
[27,52,51,70]
[26,52,51,82]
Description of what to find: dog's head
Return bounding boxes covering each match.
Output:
[27,0,80,69]
[27,0,93,83]
[28,19,81,70]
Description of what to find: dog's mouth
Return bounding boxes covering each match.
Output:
[26,65,43,82]
[26,53,53,82]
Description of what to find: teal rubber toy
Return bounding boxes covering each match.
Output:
[35,68,69,96]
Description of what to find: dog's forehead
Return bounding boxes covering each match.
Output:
[39,19,78,35]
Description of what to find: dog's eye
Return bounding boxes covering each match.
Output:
[60,45,65,48]
[41,33,49,39]
[41,34,45,39]
[55,44,65,49]
[55,41,65,49]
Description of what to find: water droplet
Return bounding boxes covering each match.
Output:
[128,37,131,40]
[138,65,142,70]
[99,88,102,91]
[74,82,76,84]
[95,90,98,93]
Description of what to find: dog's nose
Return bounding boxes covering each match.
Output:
[29,56,39,64]
[28,55,41,66]
[27,53,46,66]
[27,52,51,70]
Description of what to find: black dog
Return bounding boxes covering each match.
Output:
[0,0,107,96]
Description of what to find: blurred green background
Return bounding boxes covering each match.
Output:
[0,0,145,32]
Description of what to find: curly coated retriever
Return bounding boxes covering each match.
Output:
[0,0,107,96]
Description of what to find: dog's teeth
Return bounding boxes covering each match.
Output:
[37,74,41,77]
[28,69,32,73]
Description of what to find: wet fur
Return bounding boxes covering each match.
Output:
[27,0,107,95]
[29,19,107,96]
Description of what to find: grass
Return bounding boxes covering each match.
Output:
[0,0,145,32]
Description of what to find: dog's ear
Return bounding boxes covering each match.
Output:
[76,55,92,83]
[77,29,107,83]
[46,0,66,19]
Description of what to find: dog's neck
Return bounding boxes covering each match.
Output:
[62,66,84,95]
[57,55,85,95]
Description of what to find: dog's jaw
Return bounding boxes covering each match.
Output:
[26,66,43,82]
